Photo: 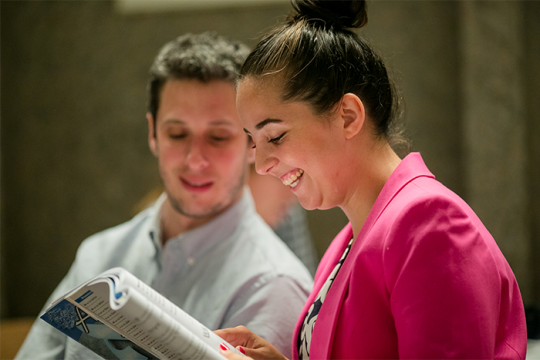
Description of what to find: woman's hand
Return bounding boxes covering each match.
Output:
[219,348,252,360]
[215,326,288,360]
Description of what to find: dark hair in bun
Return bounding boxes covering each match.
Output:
[289,0,367,30]
[240,0,403,144]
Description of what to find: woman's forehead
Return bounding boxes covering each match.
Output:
[238,74,286,95]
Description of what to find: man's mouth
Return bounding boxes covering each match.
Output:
[181,178,213,191]
[282,169,304,188]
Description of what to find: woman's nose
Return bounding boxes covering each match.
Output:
[254,146,277,176]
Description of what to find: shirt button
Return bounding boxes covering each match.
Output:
[187,257,195,266]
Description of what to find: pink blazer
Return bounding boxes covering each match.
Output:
[292,153,526,359]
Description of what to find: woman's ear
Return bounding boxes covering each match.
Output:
[146,113,158,157]
[339,93,365,140]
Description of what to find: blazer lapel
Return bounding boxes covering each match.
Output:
[294,153,435,359]
[310,252,352,359]
[292,224,353,360]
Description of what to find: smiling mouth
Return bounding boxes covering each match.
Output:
[282,169,304,188]
[181,178,213,191]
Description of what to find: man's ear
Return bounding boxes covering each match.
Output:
[146,113,158,157]
[339,93,365,140]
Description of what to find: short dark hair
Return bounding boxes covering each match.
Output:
[239,0,404,145]
[147,32,250,121]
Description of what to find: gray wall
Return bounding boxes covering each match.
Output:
[1,0,539,319]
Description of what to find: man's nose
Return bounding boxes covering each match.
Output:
[185,138,210,171]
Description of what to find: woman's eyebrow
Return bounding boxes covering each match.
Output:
[256,118,282,130]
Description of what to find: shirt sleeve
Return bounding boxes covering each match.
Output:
[220,275,310,360]
[15,261,82,360]
[273,203,318,276]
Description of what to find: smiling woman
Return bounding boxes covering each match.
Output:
[239,82,360,213]
[217,0,528,359]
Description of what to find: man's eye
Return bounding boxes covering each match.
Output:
[269,133,285,144]
[209,130,233,143]
[169,133,187,139]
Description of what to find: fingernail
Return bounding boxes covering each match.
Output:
[220,343,229,351]
[237,346,246,355]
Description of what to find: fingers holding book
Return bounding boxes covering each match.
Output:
[215,326,288,360]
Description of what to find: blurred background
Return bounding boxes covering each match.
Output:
[1,0,539,341]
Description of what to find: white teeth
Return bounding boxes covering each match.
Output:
[188,181,206,187]
[282,169,304,187]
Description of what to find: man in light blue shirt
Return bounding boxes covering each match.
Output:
[16,32,313,360]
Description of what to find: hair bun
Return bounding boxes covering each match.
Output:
[290,0,367,29]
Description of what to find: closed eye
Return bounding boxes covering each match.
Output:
[170,133,187,139]
[269,133,285,144]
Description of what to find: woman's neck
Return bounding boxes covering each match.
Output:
[341,141,401,241]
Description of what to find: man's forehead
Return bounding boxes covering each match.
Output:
[162,118,239,128]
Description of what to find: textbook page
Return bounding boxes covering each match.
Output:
[41,267,243,360]
[105,268,241,356]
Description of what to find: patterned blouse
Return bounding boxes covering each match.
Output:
[297,238,354,359]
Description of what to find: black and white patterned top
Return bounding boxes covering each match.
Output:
[297,238,354,360]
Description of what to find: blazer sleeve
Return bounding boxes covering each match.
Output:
[382,194,520,359]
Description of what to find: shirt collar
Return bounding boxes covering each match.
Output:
[148,192,166,250]
[149,187,254,261]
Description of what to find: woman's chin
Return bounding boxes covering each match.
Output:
[298,196,322,211]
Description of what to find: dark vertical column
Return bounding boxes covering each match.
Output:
[460,1,531,303]
[525,1,540,313]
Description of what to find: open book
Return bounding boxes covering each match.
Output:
[40,267,243,360]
